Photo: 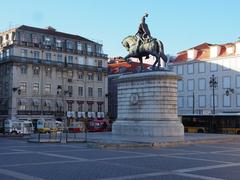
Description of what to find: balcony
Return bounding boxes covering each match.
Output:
[13,40,108,59]
[0,56,107,73]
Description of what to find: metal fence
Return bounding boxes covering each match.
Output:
[28,132,88,143]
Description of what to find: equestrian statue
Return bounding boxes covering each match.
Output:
[122,13,168,71]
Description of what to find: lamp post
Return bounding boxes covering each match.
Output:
[209,74,218,115]
[225,88,234,96]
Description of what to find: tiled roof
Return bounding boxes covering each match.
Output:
[17,25,96,44]
[174,41,237,63]
[108,57,151,74]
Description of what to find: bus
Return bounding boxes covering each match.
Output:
[182,116,240,134]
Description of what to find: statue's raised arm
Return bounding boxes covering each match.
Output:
[136,13,151,41]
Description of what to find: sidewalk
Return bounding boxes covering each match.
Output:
[27,132,240,148]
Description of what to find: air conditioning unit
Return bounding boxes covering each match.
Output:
[68,78,72,83]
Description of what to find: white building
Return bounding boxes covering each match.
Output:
[170,41,240,117]
[0,25,108,127]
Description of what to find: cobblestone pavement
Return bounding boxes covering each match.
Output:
[1,137,240,180]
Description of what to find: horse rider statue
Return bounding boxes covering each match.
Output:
[121,13,168,71]
[136,13,152,57]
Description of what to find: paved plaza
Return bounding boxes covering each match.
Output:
[0,137,240,179]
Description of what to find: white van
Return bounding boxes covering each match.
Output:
[4,119,34,135]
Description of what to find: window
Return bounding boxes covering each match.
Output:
[68,86,73,96]
[177,65,183,75]
[98,60,103,67]
[45,84,51,94]
[20,65,27,74]
[33,66,40,75]
[78,103,83,111]
[223,95,230,107]
[88,73,94,80]
[210,95,218,107]
[96,45,102,53]
[68,70,73,77]
[87,44,92,52]
[20,82,27,93]
[222,76,230,89]
[198,95,206,107]
[46,53,51,60]
[198,78,206,90]
[98,103,103,112]
[187,64,194,74]
[67,102,73,111]
[67,56,73,63]
[33,51,40,59]
[187,96,193,108]
[88,87,93,97]
[236,75,240,88]
[57,54,62,62]
[66,41,73,49]
[177,80,183,92]
[87,103,93,112]
[210,62,218,72]
[198,62,205,73]
[237,94,240,107]
[78,72,84,79]
[78,87,83,96]
[187,79,194,91]
[45,67,51,77]
[32,34,39,44]
[44,37,51,45]
[98,88,102,97]
[77,42,83,51]
[33,83,39,94]
[5,34,9,40]
[56,40,62,48]
[177,96,184,108]
[97,74,102,81]
[21,49,27,57]
[11,32,16,41]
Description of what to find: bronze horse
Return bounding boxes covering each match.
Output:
[122,35,168,71]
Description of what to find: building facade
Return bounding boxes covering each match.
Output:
[0,25,108,126]
[170,41,240,118]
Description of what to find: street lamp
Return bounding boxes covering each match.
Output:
[209,74,218,115]
[225,88,234,96]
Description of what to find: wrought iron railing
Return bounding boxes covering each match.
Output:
[0,56,107,73]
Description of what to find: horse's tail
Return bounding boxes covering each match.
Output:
[157,40,164,54]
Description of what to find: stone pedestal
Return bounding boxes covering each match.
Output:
[112,71,184,137]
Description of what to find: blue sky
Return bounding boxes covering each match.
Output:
[1,0,239,57]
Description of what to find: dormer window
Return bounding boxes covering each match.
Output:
[210,46,220,58]
[235,42,240,55]
[187,49,197,60]
[226,47,234,54]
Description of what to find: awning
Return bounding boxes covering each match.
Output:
[32,99,40,106]
[56,101,63,107]
[44,100,52,107]
[17,99,27,105]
